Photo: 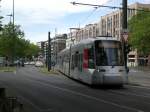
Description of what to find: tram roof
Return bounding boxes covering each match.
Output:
[59,37,120,54]
[75,37,120,45]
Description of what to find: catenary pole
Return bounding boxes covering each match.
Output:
[122,0,128,73]
[48,32,51,71]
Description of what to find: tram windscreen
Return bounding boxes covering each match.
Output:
[95,40,124,66]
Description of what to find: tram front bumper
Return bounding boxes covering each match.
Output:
[103,75,125,84]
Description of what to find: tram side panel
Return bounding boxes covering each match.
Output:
[69,44,95,84]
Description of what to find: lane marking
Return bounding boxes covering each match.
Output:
[34,80,143,112]
[18,95,42,112]
[20,69,83,87]
[109,90,150,99]
[127,85,150,90]
[15,68,145,112]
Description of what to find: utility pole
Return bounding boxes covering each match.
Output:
[123,0,127,29]
[12,0,15,64]
[48,32,51,71]
[13,0,14,29]
[122,0,128,73]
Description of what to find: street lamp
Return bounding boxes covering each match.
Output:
[12,0,15,64]
[12,0,14,28]
[6,14,13,23]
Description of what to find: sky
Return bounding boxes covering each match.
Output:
[1,0,150,43]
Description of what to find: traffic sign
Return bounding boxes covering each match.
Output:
[122,29,129,42]
[123,33,128,42]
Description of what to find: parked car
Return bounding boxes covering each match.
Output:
[24,62,29,65]
[29,61,35,65]
[35,61,43,67]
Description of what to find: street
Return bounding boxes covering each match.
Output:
[0,66,150,112]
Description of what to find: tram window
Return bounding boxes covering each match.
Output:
[77,54,80,70]
[95,41,124,66]
[71,55,74,69]
[75,51,79,67]
[88,46,95,68]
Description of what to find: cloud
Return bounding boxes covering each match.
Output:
[1,0,110,42]
[144,0,150,3]
[1,0,110,22]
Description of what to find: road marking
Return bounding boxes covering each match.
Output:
[18,95,54,112]
[127,85,150,90]
[109,90,150,99]
[18,95,42,111]
[35,80,143,112]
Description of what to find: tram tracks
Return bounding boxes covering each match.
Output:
[16,69,150,112]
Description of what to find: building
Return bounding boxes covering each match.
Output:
[98,3,150,66]
[99,2,150,40]
[37,41,47,59]
[66,23,99,48]
[37,41,48,62]
[66,2,150,66]
[51,34,67,64]
[37,34,67,64]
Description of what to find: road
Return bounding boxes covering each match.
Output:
[0,65,150,112]
[129,68,150,86]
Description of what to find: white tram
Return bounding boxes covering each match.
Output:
[56,37,128,85]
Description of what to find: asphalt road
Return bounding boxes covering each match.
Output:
[0,65,150,112]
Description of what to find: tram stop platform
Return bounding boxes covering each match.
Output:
[128,66,150,87]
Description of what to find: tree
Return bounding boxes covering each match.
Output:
[0,22,40,62]
[0,22,25,61]
[0,16,3,31]
[128,9,150,55]
[24,43,40,59]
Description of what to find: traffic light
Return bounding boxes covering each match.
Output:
[125,44,131,54]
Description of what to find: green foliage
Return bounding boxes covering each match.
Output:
[0,16,3,31]
[25,43,40,59]
[0,22,39,60]
[128,10,150,55]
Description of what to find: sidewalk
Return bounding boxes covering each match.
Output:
[128,66,150,87]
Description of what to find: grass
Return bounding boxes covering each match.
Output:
[0,67,16,72]
[39,67,59,75]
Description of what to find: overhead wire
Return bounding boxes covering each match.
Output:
[78,0,115,27]
[71,2,150,12]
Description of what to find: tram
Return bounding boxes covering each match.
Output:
[55,37,128,85]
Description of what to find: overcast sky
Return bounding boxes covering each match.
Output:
[1,0,150,43]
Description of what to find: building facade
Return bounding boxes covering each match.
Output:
[66,2,150,66]
[37,34,67,65]
[51,34,67,63]
[66,23,99,48]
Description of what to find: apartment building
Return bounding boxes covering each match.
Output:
[67,23,99,48]
[51,34,67,63]
[66,2,150,66]
[37,34,67,64]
